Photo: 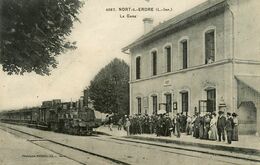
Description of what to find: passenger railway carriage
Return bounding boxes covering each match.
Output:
[0,99,100,135]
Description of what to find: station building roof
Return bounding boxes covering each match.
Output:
[122,0,227,52]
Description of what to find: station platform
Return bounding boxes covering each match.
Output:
[96,125,260,157]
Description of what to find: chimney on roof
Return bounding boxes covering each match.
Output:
[143,18,154,34]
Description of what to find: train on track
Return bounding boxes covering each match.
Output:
[0,99,101,135]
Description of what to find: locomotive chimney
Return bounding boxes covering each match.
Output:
[143,18,154,34]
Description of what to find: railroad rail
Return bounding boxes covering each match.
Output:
[0,124,130,165]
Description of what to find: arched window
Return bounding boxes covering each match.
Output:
[165,46,172,72]
[165,93,172,113]
[137,97,142,114]
[151,95,158,114]
[136,56,141,79]
[179,37,189,69]
[206,88,216,112]
[180,91,189,115]
[199,87,216,115]
[204,27,216,64]
[151,51,157,76]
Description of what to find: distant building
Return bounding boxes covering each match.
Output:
[122,0,260,135]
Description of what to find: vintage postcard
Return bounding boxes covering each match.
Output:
[0,0,260,164]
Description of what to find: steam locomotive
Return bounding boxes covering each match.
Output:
[0,99,100,135]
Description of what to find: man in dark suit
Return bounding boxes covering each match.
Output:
[193,113,200,138]
[226,112,233,144]
[175,113,181,138]
[217,111,226,142]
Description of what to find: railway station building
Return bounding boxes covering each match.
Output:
[122,0,260,135]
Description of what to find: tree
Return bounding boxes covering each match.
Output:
[0,0,83,75]
[88,58,129,116]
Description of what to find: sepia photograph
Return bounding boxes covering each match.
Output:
[0,0,260,164]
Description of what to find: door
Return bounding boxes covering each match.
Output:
[207,89,216,113]
[165,94,172,113]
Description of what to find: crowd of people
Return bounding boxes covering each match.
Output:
[119,111,239,144]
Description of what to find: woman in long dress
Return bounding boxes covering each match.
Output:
[232,113,239,141]
[186,115,192,135]
[203,114,210,139]
[209,113,218,141]
[125,118,131,136]
[199,114,204,139]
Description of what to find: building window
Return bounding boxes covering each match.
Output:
[199,100,207,115]
[206,89,216,112]
[205,30,215,64]
[165,93,172,113]
[165,46,171,72]
[152,51,157,76]
[136,56,141,79]
[152,95,157,114]
[181,92,189,114]
[181,40,188,69]
[137,97,142,114]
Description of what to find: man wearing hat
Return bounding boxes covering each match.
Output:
[164,113,172,136]
[226,112,234,144]
[175,113,181,138]
[217,111,226,142]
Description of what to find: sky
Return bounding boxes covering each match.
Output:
[0,0,205,111]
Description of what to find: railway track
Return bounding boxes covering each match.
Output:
[1,123,260,165]
[86,135,260,165]
[0,125,130,165]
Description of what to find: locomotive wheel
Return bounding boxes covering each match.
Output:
[86,127,93,136]
[73,127,79,135]
[78,127,84,136]
[79,127,84,136]
[69,126,74,135]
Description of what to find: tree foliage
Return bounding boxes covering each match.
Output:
[88,58,129,115]
[0,0,83,75]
